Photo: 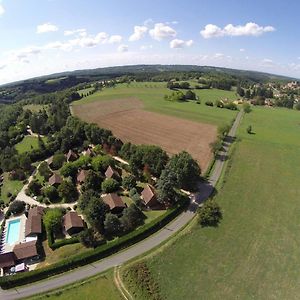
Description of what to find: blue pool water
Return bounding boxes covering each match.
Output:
[6,219,21,245]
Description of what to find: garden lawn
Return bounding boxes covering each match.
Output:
[28,271,121,300]
[0,172,23,204]
[72,82,237,127]
[36,241,89,269]
[15,136,47,154]
[139,107,300,300]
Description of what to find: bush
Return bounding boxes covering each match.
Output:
[0,195,189,289]
[243,102,252,113]
[224,102,238,110]
[205,101,214,106]
[198,199,222,227]
[247,125,252,134]
[8,200,25,215]
[101,178,120,193]
[122,175,137,190]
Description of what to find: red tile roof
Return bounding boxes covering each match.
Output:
[102,193,126,210]
[25,206,44,237]
[48,173,62,186]
[141,184,158,206]
[63,211,84,232]
[0,252,15,268]
[77,169,89,184]
[13,241,38,260]
[105,166,120,179]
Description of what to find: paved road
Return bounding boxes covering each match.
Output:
[0,110,243,300]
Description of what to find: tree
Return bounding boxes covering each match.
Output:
[218,124,231,138]
[164,151,201,190]
[43,208,63,235]
[209,139,222,156]
[43,185,59,202]
[122,175,137,190]
[78,228,98,248]
[295,102,300,110]
[27,180,42,196]
[91,155,115,172]
[198,199,222,227]
[243,102,252,113]
[58,180,78,202]
[85,197,110,232]
[120,204,144,232]
[157,169,178,205]
[104,213,122,236]
[38,161,52,180]
[78,189,98,211]
[60,162,78,179]
[101,178,120,193]
[185,90,196,100]
[237,86,245,97]
[52,153,66,170]
[8,200,25,215]
[19,154,32,171]
[245,89,251,99]
[81,170,103,192]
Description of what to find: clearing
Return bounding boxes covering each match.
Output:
[72,98,217,171]
[15,136,46,154]
[135,106,300,299]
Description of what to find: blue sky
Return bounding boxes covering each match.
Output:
[0,0,299,84]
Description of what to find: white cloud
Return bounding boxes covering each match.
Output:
[240,48,245,52]
[140,45,153,50]
[200,22,275,38]
[64,29,86,36]
[0,64,6,70]
[144,18,154,26]
[262,58,273,64]
[118,44,128,52]
[108,35,123,44]
[170,39,194,49]
[9,46,42,62]
[149,23,177,41]
[129,26,148,42]
[37,23,59,34]
[214,53,224,58]
[0,4,4,16]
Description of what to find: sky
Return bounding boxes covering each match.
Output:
[0,0,300,84]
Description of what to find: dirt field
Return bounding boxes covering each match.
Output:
[72,98,217,171]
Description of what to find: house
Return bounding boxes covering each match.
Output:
[0,252,16,271]
[141,184,159,208]
[63,211,84,235]
[25,206,44,238]
[83,148,94,157]
[77,169,89,184]
[105,166,120,180]
[13,241,39,261]
[102,193,126,214]
[66,150,78,162]
[48,173,63,187]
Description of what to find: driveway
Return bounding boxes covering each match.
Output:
[0,110,243,300]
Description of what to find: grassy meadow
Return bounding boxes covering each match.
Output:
[28,271,121,300]
[73,82,238,127]
[15,136,46,154]
[23,104,48,112]
[0,172,23,204]
[126,106,300,300]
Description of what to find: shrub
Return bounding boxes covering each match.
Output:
[101,178,120,193]
[247,125,252,134]
[198,199,222,227]
[243,102,252,113]
[205,101,214,106]
[43,208,63,236]
[122,175,137,190]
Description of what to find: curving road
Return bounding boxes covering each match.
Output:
[0,110,243,300]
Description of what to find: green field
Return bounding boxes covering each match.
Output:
[72,82,238,126]
[0,172,23,204]
[15,136,46,154]
[23,104,48,112]
[128,107,300,299]
[29,271,121,300]
[77,87,94,96]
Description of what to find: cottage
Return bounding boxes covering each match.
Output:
[105,166,120,180]
[46,156,54,168]
[77,169,89,184]
[48,173,63,187]
[141,184,159,208]
[63,211,84,235]
[13,240,39,261]
[83,148,94,157]
[102,193,126,214]
[0,252,16,270]
[66,150,78,162]
[25,206,44,238]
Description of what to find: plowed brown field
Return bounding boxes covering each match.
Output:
[72,98,217,171]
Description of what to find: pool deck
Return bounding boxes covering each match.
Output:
[2,215,27,253]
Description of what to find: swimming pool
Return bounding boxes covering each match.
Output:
[6,218,21,245]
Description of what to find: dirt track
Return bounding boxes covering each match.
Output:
[72,98,217,171]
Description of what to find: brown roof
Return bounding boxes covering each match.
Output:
[25,206,44,237]
[77,169,89,183]
[66,150,78,161]
[105,166,120,179]
[48,173,62,186]
[46,156,54,166]
[84,148,94,157]
[102,193,126,210]
[13,241,38,260]
[0,252,15,268]
[63,211,84,232]
[141,184,157,205]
